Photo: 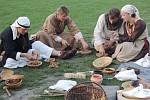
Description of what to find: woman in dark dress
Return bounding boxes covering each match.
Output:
[112,5,149,62]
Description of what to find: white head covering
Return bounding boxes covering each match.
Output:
[121,4,140,18]
[11,16,30,28]
[10,16,30,40]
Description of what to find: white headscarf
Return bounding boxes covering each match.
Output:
[121,4,140,18]
[10,16,30,40]
[11,16,30,28]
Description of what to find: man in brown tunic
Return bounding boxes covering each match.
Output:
[31,5,89,51]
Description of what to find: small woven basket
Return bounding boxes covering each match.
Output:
[27,60,42,68]
[4,74,24,89]
[65,82,107,100]
[5,79,22,89]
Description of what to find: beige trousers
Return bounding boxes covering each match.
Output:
[36,31,81,51]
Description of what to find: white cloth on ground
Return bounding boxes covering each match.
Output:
[114,69,137,81]
[4,58,28,68]
[4,41,53,68]
[122,84,150,99]
[134,53,150,67]
[49,80,77,91]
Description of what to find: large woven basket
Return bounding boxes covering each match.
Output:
[65,82,107,100]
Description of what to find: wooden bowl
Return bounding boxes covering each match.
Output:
[93,57,112,69]
[103,68,115,74]
[27,60,42,68]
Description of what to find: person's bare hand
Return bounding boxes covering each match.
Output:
[82,40,89,50]
[32,50,40,60]
[110,32,119,42]
[103,40,114,49]
[30,34,37,40]
[61,39,69,47]
[24,53,35,60]
[98,45,105,56]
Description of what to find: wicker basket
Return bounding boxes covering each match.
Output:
[5,79,22,89]
[4,75,24,89]
[93,57,112,69]
[65,82,107,100]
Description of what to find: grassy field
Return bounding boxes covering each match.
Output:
[0,0,150,100]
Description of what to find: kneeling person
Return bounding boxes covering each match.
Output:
[93,8,123,57]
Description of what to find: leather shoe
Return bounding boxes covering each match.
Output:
[60,49,77,59]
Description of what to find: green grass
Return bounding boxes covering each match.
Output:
[0,0,150,99]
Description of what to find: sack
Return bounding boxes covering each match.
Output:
[49,80,77,91]
[114,69,137,81]
[134,53,150,67]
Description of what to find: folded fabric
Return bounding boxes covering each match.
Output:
[114,69,137,81]
[122,84,150,99]
[134,53,150,67]
[4,58,28,68]
[49,80,77,91]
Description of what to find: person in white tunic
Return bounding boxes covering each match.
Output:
[112,5,149,62]
[0,17,76,68]
[93,8,124,57]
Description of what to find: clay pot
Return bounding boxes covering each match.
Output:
[90,74,103,85]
